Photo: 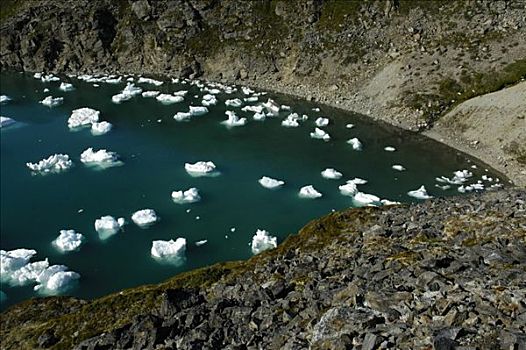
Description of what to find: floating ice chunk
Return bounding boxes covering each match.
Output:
[1,249,37,277]
[321,168,343,179]
[299,185,322,199]
[173,90,188,96]
[253,112,266,121]
[172,188,201,204]
[34,265,80,293]
[222,111,247,127]
[259,176,285,189]
[40,96,64,107]
[435,184,451,190]
[43,88,50,93]
[195,240,208,246]
[11,259,49,286]
[80,148,122,168]
[349,178,368,185]
[41,74,60,82]
[68,108,100,129]
[381,199,401,206]
[346,123,354,129]
[204,87,221,94]
[151,238,186,263]
[242,86,255,95]
[251,229,277,255]
[339,182,358,196]
[0,116,15,128]
[263,99,280,116]
[33,72,43,79]
[95,216,124,239]
[142,90,160,98]
[185,161,218,176]
[112,83,142,103]
[281,105,291,111]
[310,128,330,141]
[244,96,258,102]
[174,112,192,122]
[312,107,320,112]
[458,183,484,193]
[242,105,264,113]
[384,146,396,152]
[0,95,12,104]
[202,94,218,106]
[189,106,209,116]
[91,121,112,135]
[132,209,158,228]
[26,154,73,174]
[347,138,363,150]
[104,76,122,84]
[315,117,329,127]
[436,169,473,185]
[52,230,84,252]
[59,82,75,91]
[282,113,300,127]
[225,98,243,107]
[353,192,381,206]
[156,93,184,104]
[407,185,433,199]
[138,77,163,86]
[392,165,406,171]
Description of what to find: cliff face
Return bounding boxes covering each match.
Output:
[2,189,525,349]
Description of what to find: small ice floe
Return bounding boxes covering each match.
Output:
[339,182,358,196]
[172,188,201,204]
[353,192,381,206]
[345,123,354,129]
[310,128,330,141]
[481,174,493,182]
[251,229,277,255]
[263,99,280,116]
[91,121,112,135]
[253,112,266,121]
[242,86,255,95]
[156,93,184,104]
[151,238,186,265]
[26,154,73,174]
[202,94,218,106]
[384,146,396,152]
[299,185,322,199]
[34,265,80,294]
[258,176,285,189]
[281,113,300,127]
[436,169,473,185]
[40,96,64,107]
[195,240,207,247]
[52,230,84,252]
[173,90,188,96]
[112,83,142,103]
[1,95,12,104]
[43,88,50,93]
[131,209,158,228]
[0,116,16,128]
[142,91,160,98]
[225,98,243,107]
[33,72,43,79]
[347,138,363,150]
[41,74,60,83]
[68,108,100,129]
[230,227,236,232]
[392,165,406,171]
[244,96,258,103]
[138,77,163,86]
[189,106,209,116]
[458,183,485,193]
[321,168,343,179]
[95,216,125,239]
[59,82,75,91]
[315,117,329,127]
[80,148,122,169]
[349,178,367,185]
[407,185,433,199]
[222,111,247,127]
[185,161,218,177]
[435,184,451,190]
[381,199,401,206]
[312,107,320,112]
[281,105,291,111]
[104,76,122,84]
[174,112,192,122]
[126,77,134,82]
[242,105,264,113]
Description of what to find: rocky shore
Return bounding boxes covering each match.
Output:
[1,189,525,349]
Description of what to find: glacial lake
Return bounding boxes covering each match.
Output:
[0,71,504,310]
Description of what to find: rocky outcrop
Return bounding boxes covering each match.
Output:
[2,189,525,349]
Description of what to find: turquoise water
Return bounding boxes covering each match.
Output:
[0,72,502,310]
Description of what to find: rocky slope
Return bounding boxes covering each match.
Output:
[1,189,525,349]
[1,0,525,185]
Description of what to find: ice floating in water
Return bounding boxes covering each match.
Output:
[242,86,255,95]
[202,94,218,106]
[225,98,243,107]
[458,183,485,193]
[259,176,285,189]
[315,117,329,127]
[435,184,451,190]
[80,148,121,168]
[353,192,381,206]
[263,99,280,116]
[185,161,218,176]
[0,116,15,128]
[242,105,264,113]
[436,169,473,185]
[384,146,396,152]
[251,229,277,255]
[172,188,201,204]
[34,266,80,294]
[68,108,100,129]
[132,209,158,228]
[321,168,343,179]
[138,77,163,86]
[189,106,209,116]
[310,128,330,141]
[349,178,368,185]
[1,95,12,103]
[299,185,322,199]
[91,121,112,135]
[174,112,192,122]
[407,185,433,199]
[59,82,75,91]
[156,93,184,104]
[52,230,84,252]
[312,107,320,112]
[1,248,37,278]
[41,74,60,82]
[111,83,142,103]
[195,240,208,247]
[347,138,363,150]
[253,112,266,121]
[173,90,188,96]
[26,154,73,174]
[222,111,247,127]
[281,113,300,127]
[142,91,160,98]
[339,182,358,196]
[151,238,186,264]
[244,96,258,103]
[392,165,406,171]
[95,216,125,239]
[346,123,354,129]
[40,96,64,107]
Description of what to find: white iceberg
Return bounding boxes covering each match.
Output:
[392,165,406,171]
[33,72,43,79]
[68,108,100,129]
[242,86,255,95]
[195,240,208,246]
[0,116,15,128]
[244,96,258,102]
[384,146,396,152]
[225,98,243,107]
[138,77,163,86]
[346,123,354,129]
[171,188,201,204]
[131,209,158,228]
[34,265,80,293]
[151,238,186,263]
[258,176,285,189]
[41,74,60,82]
[80,148,122,168]
[40,96,64,107]
[189,106,209,116]
[436,170,473,185]
[185,161,218,176]
[407,185,433,199]
[1,249,37,277]
[91,121,112,135]
[299,185,322,199]
[353,192,381,206]
[52,230,84,252]
[174,112,192,122]
[242,105,264,113]
[312,107,320,112]
[349,178,368,185]
[315,117,329,127]
[1,95,12,104]
[111,83,142,103]
[321,168,343,179]
[26,154,73,174]
[59,82,75,91]
[251,229,277,255]
[263,99,280,116]
[10,260,49,286]
[95,216,125,239]
[142,90,160,98]
[339,182,358,196]
[104,76,122,84]
[202,94,218,106]
[347,138,363,150]
[156,93,184,104]
[173,90,188,96]
[221,111,247,127]
[310,128,330,141]
[253,112,266,121]
[458,183,485,193]
[282,113,301,127]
